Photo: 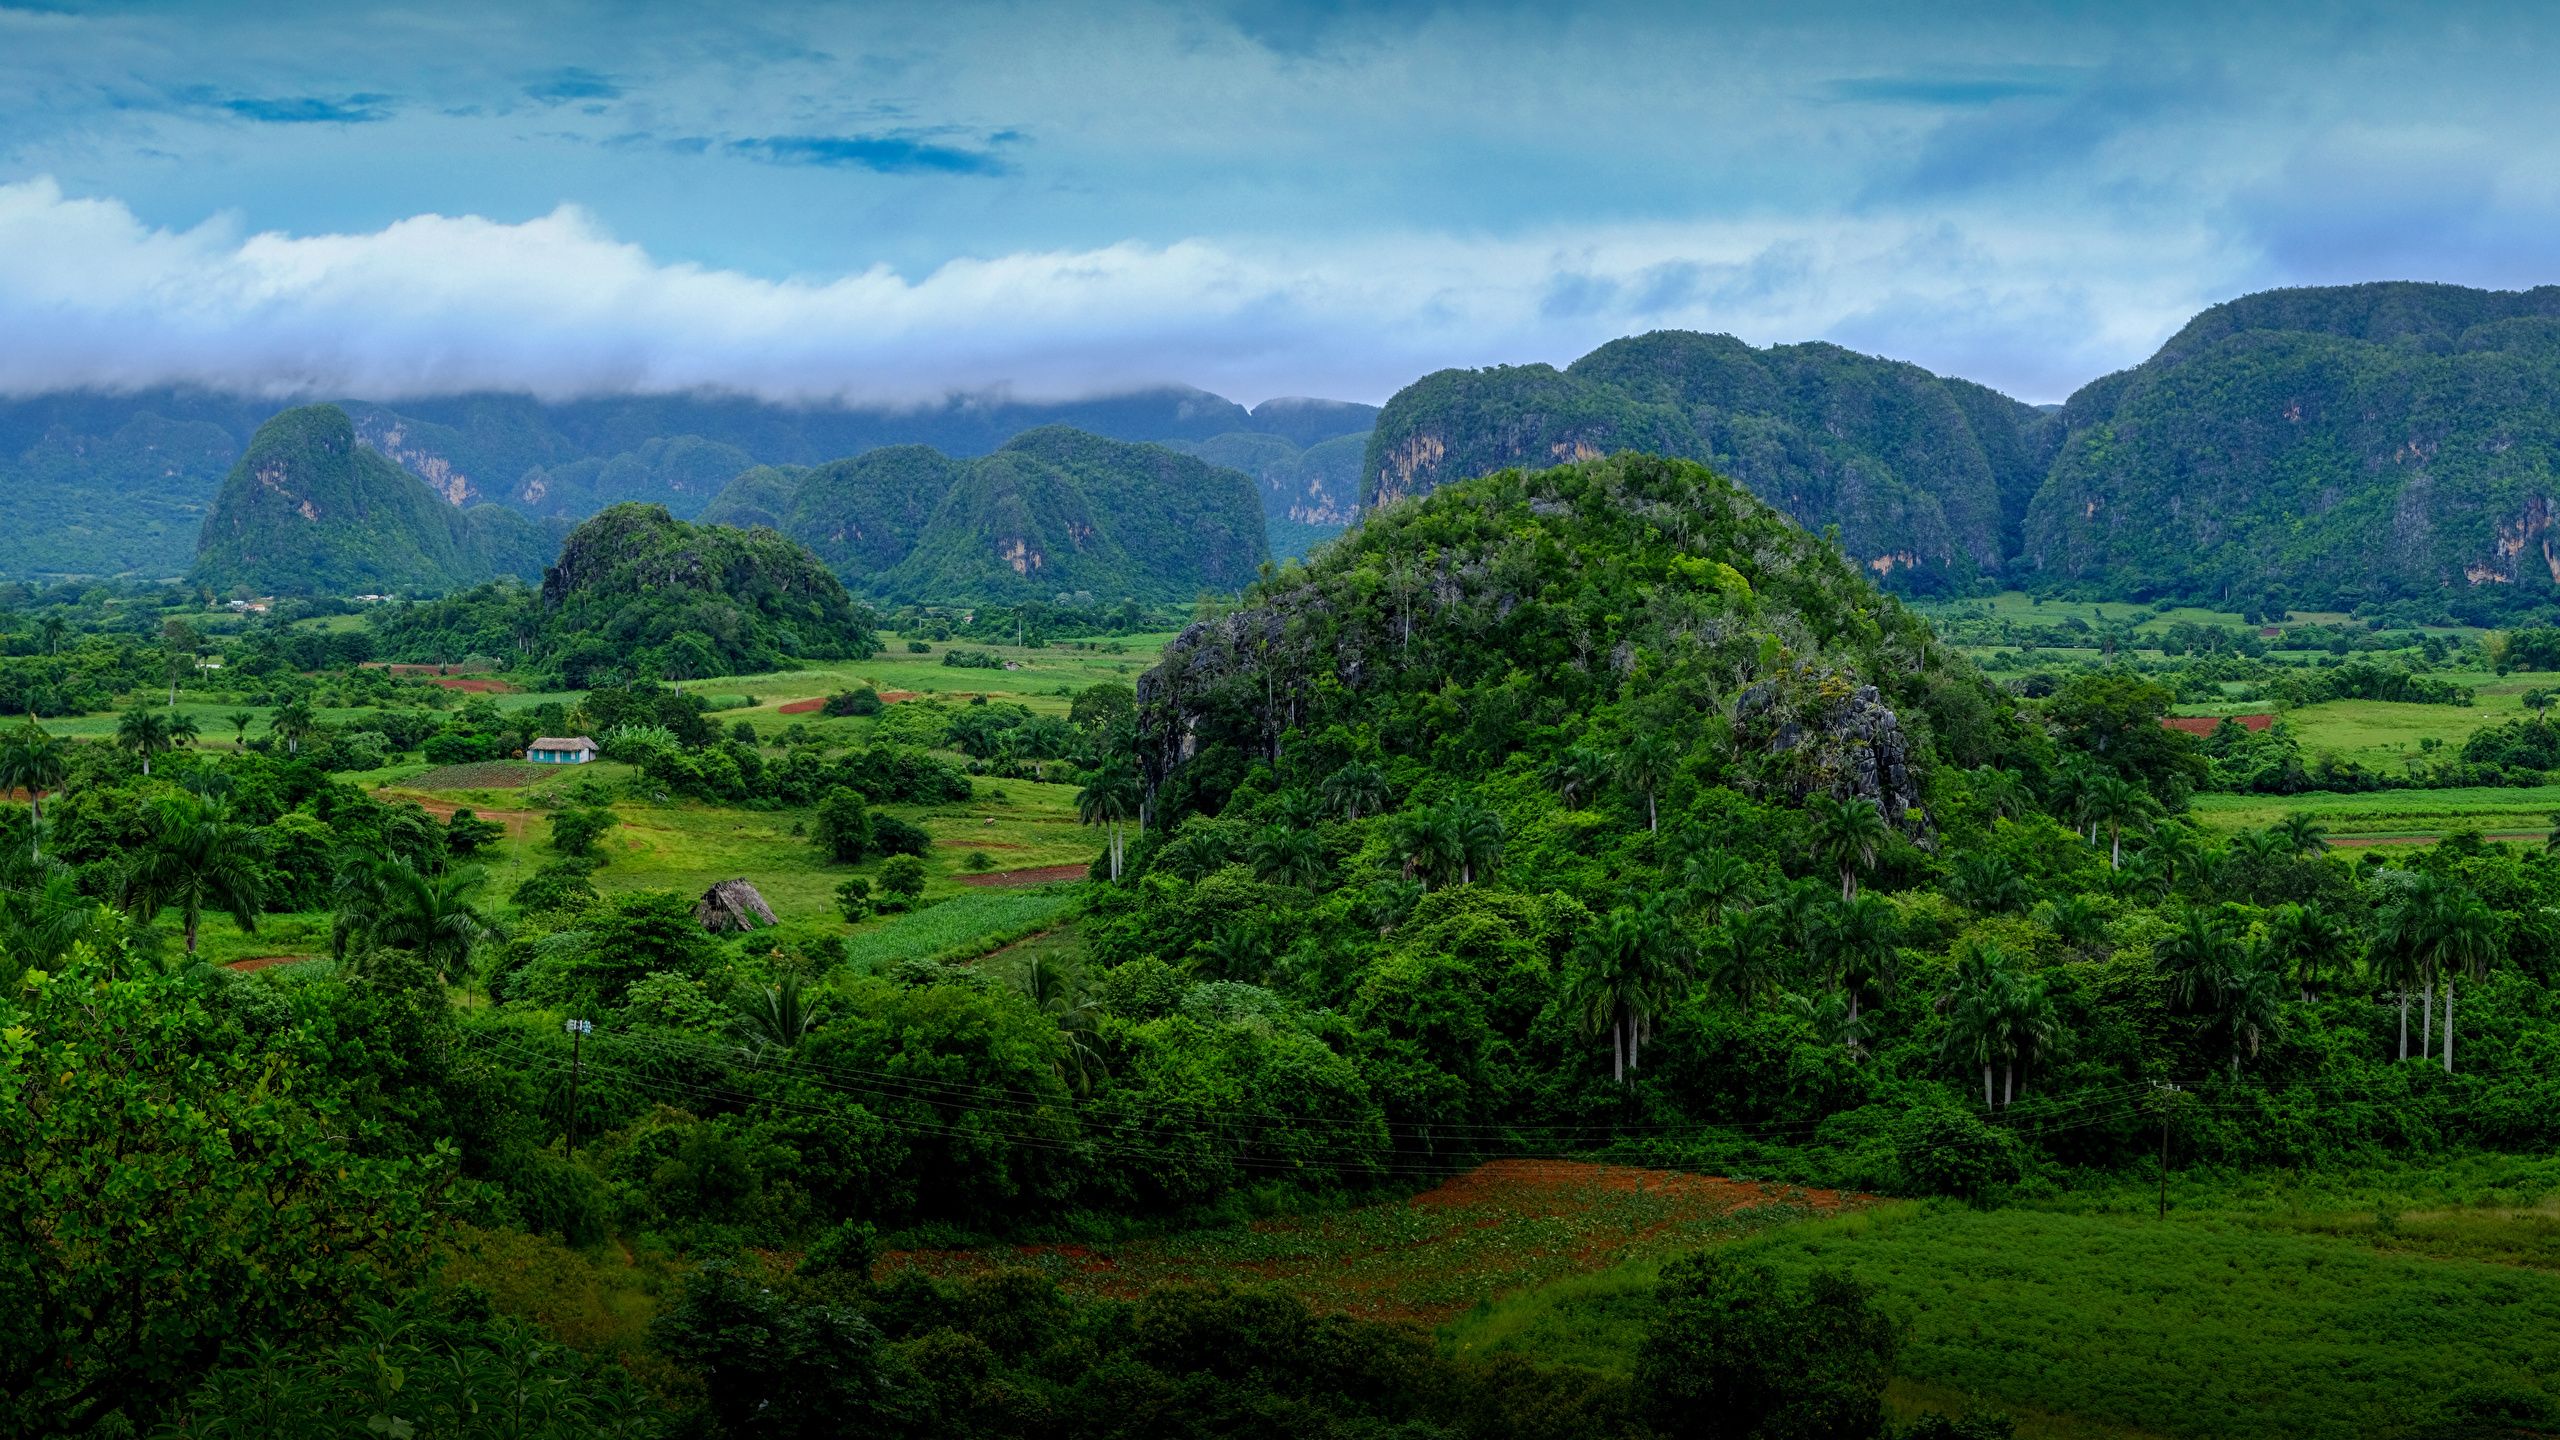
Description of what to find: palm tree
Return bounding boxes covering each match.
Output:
[167,711,201,751]
[227,711,254,746]
[1392,806,1463,889]
[1564,906,1688,1082]
[1544,747,1607,809]
[1711,904,1786,1013]
[1617,736,1676,833]
[1248,825,1327,889]
[2048,762,2098,845]
[1994,971,2062,1106]
[2374,874,2498,1065]
[2154,907,2239,1013]
[1971,766,2033,822]
[1783,988,1872,1055]
[1446,794,1503,885]
[1321,761,1388,821]
[1679,850,1755,921]
[1807,794,1889,901]
[116,707,173,777]
[2082,773,2161,870]
[1195,923,1264,982]
[2211,942,2290,1077]
[333,858,504,982]
[1076,756,1142,882]
[1816,893,1897,1046]
[2265,902,2351,1001]
[36,614,65,657]
[2274,812,2330,856]
[1947,851,2029,915]
[0,723,68,862]
[0,863,97,982]
[123,793,264,956]
[1939,941,2016,1112]
[1019,955,1106,1094]
[270,699,318,756]
[2230,828,2294,864]
[736,973,826,1056]
[2033,893,2108,951]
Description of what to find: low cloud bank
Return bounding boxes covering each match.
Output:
[0,177,2226,406]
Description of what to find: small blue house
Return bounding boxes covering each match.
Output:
[528,735,598,764]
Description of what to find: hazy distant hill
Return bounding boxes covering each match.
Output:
[2022,282,2560,613]
[0,386,1373,581]
[192,405,556,595]
[1163,404,1373,560]
[700,426,1268,603]
[1362,332,2058,593]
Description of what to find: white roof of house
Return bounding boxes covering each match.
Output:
[531,736,598,750]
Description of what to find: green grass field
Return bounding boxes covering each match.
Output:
[2191,784,2560,840]
[1436,1169,2560,1440]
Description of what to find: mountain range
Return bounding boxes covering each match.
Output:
[1364,282,2560,614]
[698,426,1269,603]
[0,385,1374,582]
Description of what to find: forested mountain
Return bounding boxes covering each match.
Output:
[0,386,1371,581]
[368,502,879,685]
[191,405,556,595]
[2022,281,2560,616]
[699,426,1269,602]
[1164,414,1370,559]
[1362,332,2060,593]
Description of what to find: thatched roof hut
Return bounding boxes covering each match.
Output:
[696,878,778,933]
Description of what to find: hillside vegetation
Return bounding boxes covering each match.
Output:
[191,404,555,595]
[369,502,880,685]
[1363,331,2058,592]
[700,425,1270,602]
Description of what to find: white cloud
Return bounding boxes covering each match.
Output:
[0,175,2253,407]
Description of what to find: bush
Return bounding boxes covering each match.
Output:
[871,813,932,858]
[823,686,885,717]
[549,806,617,860]
[904,640,930,654]
[1894,1105,2025,1200]
[729,719,760,746]
[876,856,926,906]
[963,850,994,872]
[834,876,873,923]
[941,648,1004,670]
[1636,1251,1899,1440]
[513,858,601,915]
[445,807,505,856]
[813,788,875,864]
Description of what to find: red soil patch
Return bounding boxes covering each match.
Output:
[879,1159,1858,1325]
[879,691,920,702]
[778,698,826,714]
[225,955,309,972]
[959,863,1090,887]
[2162,712,2272,735]
[426,677,511,693]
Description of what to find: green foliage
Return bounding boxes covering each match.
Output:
[192,405,551,596]
[813,787,876,863]
[699,427,1269,603]
[548,805,616,859]
[1636,1251,1900,1440]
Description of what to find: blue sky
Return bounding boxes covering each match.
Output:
[2,0,2556,405]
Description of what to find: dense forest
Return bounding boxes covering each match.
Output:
[1364,283,2560,621]
[371,503,883,686]
[11,450,2560,1435]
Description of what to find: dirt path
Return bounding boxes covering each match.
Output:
[958,862,1090,887]
[225,955,310,972]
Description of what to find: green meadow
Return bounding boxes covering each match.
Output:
[1440,1166,2560,1440]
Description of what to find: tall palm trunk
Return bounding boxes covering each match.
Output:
[1982,1064,1994,1112]
[2003,1059,2015,1108]
[2443,979,2456,1073]
[2110,826,2122,870]
[1627,1012,1642,1074]
[2420,981,2432,1054]
[1646,792,1658,833]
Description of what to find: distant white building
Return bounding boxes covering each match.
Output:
[527,735,598,764]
